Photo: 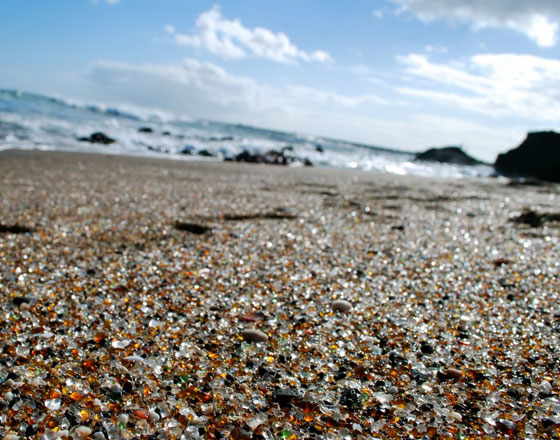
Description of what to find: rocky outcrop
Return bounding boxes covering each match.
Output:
[78,132,115,144]
[495,131,560,182]
[234,149,312,166]
[415,146,483,166]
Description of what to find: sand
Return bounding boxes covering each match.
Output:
[0,150,559,439]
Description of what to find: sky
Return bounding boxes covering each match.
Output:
[1,0,560,161]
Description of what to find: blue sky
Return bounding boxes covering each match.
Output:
[1,0,560,161]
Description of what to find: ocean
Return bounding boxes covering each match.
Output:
[0,89,494,179]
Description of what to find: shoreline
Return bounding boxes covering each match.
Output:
[1,149,559,438]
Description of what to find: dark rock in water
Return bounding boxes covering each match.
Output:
[180,145,195,155]
[174,222,211,235]
[78,132,115,144]
[0,223,34,234]
[162,131,172,136]
[495,131,560,182]
[234,149,312,166]
[197,149,216,157]
[415,146,483,166]
[146,145,169,153]
[208,136,234,142]
[138,127,153,133]
[315,144,324,153]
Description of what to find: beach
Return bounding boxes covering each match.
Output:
[1,150,559,439]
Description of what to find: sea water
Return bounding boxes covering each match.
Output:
[0,89,494,179]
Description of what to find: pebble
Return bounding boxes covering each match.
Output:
[148,409,161,422]
[332,299,353,313]
[72,426,92,439]
[340,388,361,409]
[539,380,552,394]
[117,413,129,426]
[229,427,252,440]
[241,328,268,342]
[420,342,434,354]
[444,367,463,381]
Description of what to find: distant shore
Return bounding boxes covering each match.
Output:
[1,149,559,438]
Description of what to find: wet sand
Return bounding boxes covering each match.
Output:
[1,150,559,439]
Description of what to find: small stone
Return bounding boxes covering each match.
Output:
[420,342,434,354]
[241,329,268,342]
[340,388,361,409]
[73,426,92,439]
[332,300,352,313]
[539,380,552,394]
[117,413,129,426]
[12,296,31,306]
[45,398,62,410]
[148,409,160,422]
[174,222,211,235]
[229,427,252,440]
[444,367,463,381]
[272,387,303,407]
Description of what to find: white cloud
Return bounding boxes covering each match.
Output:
[392,0,560,47]
[168,5,332,63]
[397,52,560,121]
[86,58,383,127]
[286,85,387,107]
[424,44,447,53]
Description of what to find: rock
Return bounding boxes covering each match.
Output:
[229,427,252,440]
[510,209,560,228]
[78,132,115,144]
[241,328,268,342]
[180,145,195,155]
[233,149,312,166]
[272,387,303,407]
[138,127,153,133]
[315,144,324,153]
[415,146,484,166]
[339,388,361,409]
[440,367,463,381]
[71,426,92,439]
[495,131,560,182]
[420,342,434,355]
[332,300,352,313]
[174,222,211,235]
[12,296,31,306]
[197,149,216,157]
[0,223,34,234]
